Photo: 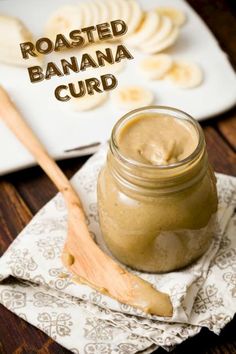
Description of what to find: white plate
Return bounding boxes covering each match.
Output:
[0,0,236,175]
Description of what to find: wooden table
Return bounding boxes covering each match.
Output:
[0,0,236,353]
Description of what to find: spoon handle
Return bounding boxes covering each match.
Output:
[0,86,79,205]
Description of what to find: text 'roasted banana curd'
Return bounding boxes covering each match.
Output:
[19,19,134,102]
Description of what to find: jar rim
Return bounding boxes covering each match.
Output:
[110,105,205,170]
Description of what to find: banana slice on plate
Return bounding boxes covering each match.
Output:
[117,0,143,36]
[45,5,82,39]
[141,26,179,54]
[0,14,40,67]
[112,85,154,110]
[124,10,161,47]
[103,0,122,41]
[80,1,96,27]
[156,7,186,27]
[165,60,203,88]
[125,0,144,36]
[116,0,131,24]
[139,54,173,79]
[80,1,107,41]
[71,91,108,111]
[138,15,173,51]
[87,1,100,26]
[103,0,121,21]
[93,0,109,24]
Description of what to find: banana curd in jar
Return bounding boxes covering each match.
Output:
[97,106,218,273]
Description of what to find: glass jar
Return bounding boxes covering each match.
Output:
[97,106,218,273]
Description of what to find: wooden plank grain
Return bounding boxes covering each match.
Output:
[0,179,70,354]
[217,112,236,151]
[0,180,31,255]
[0,305,70,354]
[203,125,236,176]
[187,0,236,153]
[187,0,236,69]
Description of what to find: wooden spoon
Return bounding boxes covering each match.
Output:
[0,86,173,317]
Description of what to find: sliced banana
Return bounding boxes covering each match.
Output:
[102,0,122,42]
[139,54,173,80]
[80,1,106,42]
[45,5,82,39]
[116,0,131,24]
[88,1,100,25]
[0,14,40,67]
[71,91,108,111]
[103,0,121,21]
[81,1,96,27]
[139,15,173,52]
[165,60,203,89]
[94,0,109,23]
[125,0,144,36]
[113,86,154,110]
[124,10,161,47]
[156,7,186,27]
[141,26,179,54]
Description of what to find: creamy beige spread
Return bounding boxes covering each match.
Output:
[72,272,173,317]
[117,113,198,165]
[98,111,218,273]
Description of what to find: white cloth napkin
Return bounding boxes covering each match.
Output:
[0,146,236,353]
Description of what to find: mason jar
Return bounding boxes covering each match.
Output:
[97,106,218,273]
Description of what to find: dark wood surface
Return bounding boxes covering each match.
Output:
[0,0,236,353]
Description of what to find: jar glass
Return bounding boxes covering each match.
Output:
[97,106,218,273]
